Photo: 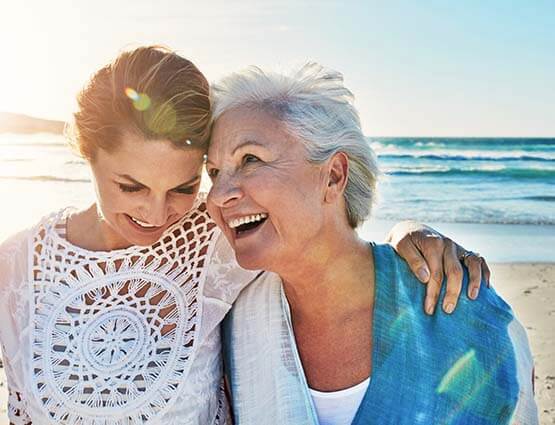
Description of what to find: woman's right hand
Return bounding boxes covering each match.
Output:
[386,221,491,315]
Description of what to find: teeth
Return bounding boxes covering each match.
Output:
[130,216,157,228]
[228,213,268,229]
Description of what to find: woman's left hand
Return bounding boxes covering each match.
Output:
[386,221,491,315]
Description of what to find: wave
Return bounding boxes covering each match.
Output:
[378,153,555,162]
[0,175,90,183]
[374,213,555,226]
[387,167,555,180]
[520,195,555,202]
[370,138,555,150]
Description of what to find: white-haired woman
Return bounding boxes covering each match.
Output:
[207,64,538,424]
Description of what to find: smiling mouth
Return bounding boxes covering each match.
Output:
[228,213,268,236]
[126,214,162,231]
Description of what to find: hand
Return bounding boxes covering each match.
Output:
[386,221,491,315]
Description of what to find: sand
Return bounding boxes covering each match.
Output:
[492,263,555,424]
[0,262,553,424]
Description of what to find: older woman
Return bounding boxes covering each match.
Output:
[207,64,538,424]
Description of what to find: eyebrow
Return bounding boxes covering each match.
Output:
[116,174,201,190]
[231,140,267,156]
[206,140,266,166]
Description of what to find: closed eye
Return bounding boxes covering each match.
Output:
[172,185,196,195]
[118,183,143,193]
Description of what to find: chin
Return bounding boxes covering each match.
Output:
[234,251,268,271]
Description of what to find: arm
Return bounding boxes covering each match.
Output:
[386,221,491,315]
[0,232,34,424]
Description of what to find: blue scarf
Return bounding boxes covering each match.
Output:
[223,244,538,424]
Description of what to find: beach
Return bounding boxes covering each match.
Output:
[0,262,553,423]
[492,263,555,424]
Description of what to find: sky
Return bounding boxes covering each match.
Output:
[0,0,553,136]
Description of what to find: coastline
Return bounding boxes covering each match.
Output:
[359,219,555,263]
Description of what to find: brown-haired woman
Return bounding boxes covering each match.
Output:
[0,46,488,424]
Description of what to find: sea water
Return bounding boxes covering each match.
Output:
[1,134,553,261]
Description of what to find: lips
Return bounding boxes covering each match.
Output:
[130,216,157,228]
[124,214,164,234]
[226,213,268,238]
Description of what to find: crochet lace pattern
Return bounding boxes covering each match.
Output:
[28,203,218,424]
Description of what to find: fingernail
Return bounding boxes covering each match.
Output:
[417,267,430,282]
[444,303,455,314]
[470,287,479,299]
[425,298,435,315]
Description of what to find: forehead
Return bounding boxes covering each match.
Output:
[210,107,291,150]
[95,135,204,179]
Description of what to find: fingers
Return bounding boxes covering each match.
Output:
[394,236,431,283]
[465,253,487,299]
[422,236,445,315]
[441,240,463,314]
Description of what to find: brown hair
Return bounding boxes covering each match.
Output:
[71,46,211,161]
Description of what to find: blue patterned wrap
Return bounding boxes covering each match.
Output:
[223,244,538,424]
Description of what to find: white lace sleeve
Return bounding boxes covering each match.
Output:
[199,230,261,344]
[0,229,33,424]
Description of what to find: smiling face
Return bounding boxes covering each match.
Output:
[90,132,205,248]
[206,107,332,272]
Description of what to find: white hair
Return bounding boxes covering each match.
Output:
[211,63,379,228]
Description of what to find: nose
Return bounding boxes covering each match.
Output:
[207,174,244,208]
[143,194,169,227]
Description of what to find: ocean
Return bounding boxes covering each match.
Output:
[372,137,554,225]
[1,134,554,261]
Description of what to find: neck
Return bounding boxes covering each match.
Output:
[67,204,131,251]
[280,229,375,322]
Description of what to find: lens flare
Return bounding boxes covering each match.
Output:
[124,87,139,101]
[133,94,151,111]
[437,349,480,395]
[125,88,151,111]
[145,102,176,134]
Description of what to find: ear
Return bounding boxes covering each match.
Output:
[324,152,349,203]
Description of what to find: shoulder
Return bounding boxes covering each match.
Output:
[0,208,69,267]
[179,195,216,233]
[0,228,29,268]
[370,243,536,420]
[204,230,262,304]
[371,242,513,319]
[371,242,527,365]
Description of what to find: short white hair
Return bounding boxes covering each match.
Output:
[211,63,379,228]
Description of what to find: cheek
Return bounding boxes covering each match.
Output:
[168,186,203,216]
[269,175,325,234]
[205,199,228,236]
[94,182,135,215]
[171,196,197,215]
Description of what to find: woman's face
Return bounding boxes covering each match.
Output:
[206,107,328,271]
[90,132,205,247]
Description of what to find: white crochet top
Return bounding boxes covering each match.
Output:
[0,197,258,424]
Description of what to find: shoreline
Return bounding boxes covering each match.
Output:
[359,219,555,263]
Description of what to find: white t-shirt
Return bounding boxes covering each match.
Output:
[309,377,370,425]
